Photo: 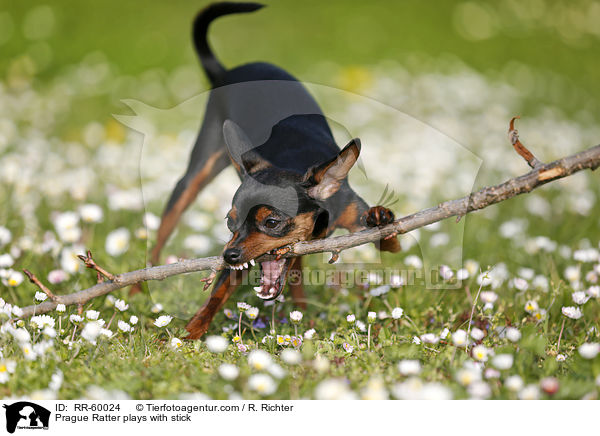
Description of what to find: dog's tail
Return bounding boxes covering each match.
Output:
[193,2,264,86]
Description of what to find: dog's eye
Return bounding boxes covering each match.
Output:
[264,218,280,229]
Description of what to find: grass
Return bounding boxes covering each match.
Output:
[1,0,600,400]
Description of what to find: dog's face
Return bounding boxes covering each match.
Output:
[221,120,360,299]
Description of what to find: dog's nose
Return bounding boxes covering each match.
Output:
[223,248,242,265]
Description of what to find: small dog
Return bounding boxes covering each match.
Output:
[148,2,400,338]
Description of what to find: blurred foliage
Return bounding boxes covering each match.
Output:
[1,0,599,118]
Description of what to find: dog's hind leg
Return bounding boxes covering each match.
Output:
[185,269,242,339]
[150,107,230,266]
[129,108,229,296]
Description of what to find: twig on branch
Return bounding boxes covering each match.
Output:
[328,250,340,264]
[22,269,61,303]
[509,116,543,169]
[77,250,117,283]
[15,121,600,319]
[199,270,218,291]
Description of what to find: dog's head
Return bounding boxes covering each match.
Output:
[220,120,361,299]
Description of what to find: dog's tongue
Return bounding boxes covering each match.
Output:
[254,259,286,299]
[261,259,283,286]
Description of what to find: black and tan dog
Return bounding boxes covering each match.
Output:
[146,2,400,338]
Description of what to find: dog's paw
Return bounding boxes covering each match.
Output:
[362,206,395,227]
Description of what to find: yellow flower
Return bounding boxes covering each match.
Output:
[105,119,125,143]
[337,66,373,93]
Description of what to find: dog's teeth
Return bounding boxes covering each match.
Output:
[253,286,262,293]
[250,259,255,266]
[243,262,248,269]
[269,287,276,295]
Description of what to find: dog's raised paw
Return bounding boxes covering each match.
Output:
[362,206,395,227]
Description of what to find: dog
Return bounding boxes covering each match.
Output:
[146,2,400,338]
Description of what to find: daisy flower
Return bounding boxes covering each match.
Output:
[47,269,68,284]
[79,204,104,223]
[154,315,172,327]
[304,328,316,340]
[205,335,228,353]
[398,360,421,376]
[118,321,132,333]
[69,314,83,324]
[505,327,521,342]
[289,310,303,324]
[472,345,489,362]
[218,363,239,381]
[491,354,513,370]
[280,349,302,365]
[524,300,538,314]
[452,329,468,347]
[3,270,24,287]
[114,299,129,312]
[246,307,259,320]
[105,228,130,256]
[562,306,583,320]
[86,310,100,320]
[170,337,183,350]
[248,374,277,395]
[30,315,55,330]
[578,343,600,359]
[391,307,403,319]
[248,350,272,370]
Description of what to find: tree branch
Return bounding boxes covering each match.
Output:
[16,122,600,319]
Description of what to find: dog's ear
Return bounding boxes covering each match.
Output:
[305,138,361,200]
[223,120,270,174]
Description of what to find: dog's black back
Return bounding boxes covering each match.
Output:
[152,2,353,263]
[146,3,400,339]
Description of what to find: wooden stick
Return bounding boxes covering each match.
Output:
[15,129,600,319]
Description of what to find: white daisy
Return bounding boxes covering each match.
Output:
[153,315,172,327]
[105,228,130,256]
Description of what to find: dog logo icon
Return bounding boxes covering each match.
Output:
[2,402,50,433]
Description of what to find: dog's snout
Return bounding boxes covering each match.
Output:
[223,247,242,265]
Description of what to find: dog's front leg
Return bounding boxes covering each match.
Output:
[185,269,243,339]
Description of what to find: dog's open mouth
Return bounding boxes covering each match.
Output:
[227,248,293,300]
[253,258,292,300]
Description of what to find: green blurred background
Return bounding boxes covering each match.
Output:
[2,0,599,122]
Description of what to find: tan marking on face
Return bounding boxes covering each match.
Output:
[230,212,316,261]
[227,206,238,221]
[224,231,240,250]
[254,206,273,223]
